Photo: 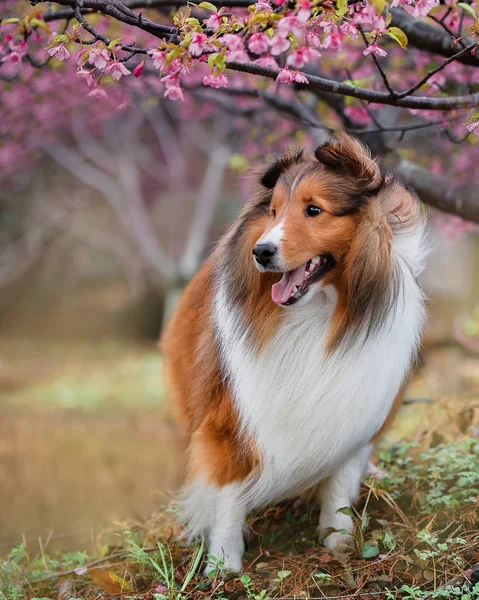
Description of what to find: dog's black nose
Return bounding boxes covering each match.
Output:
[253,242,277,267]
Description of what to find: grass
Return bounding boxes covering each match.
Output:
[1,428,478,600]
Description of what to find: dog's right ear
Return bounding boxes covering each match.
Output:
[260,149,304,189]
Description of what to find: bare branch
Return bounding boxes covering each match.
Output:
[396,159,479,223]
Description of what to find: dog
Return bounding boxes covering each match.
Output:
[162,133,427,573]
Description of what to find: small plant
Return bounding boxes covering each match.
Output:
[126,533,204,600]
[240,574,267,600]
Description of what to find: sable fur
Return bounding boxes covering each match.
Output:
[161,133,427,573]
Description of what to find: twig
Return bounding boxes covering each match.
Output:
[397,39,478,98]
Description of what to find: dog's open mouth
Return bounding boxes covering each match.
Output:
[271,255,335,306]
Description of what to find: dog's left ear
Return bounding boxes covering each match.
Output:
[314,133,381,190]
[260,149,304,189]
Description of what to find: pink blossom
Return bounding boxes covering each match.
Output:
[269,35,291,56]
[76,47,89,65]
[277,10,310,37]
[255,56,279,69]
[203,73,229,88]
[161,72,184,101]
[77,67,95,87]
[363,44,387,57]
[189,32,208,57]
[88,46,110,70]
[276,67,309,84]
[204,10,224,31]
[87,87,108,99]
[133,60,145,77]
[340,22,358,39]
[248,32,269,55]
[305,32,321,47]
[405,0,439,16]
[286,46,320,68]
[466,120,479,136]
[254,0,273,10]
[164,85,184,101]
[319,20,336,33]
[222,34,245,52]
[148,48,167,71]
[105,61,130,80]
[47,43,71,61]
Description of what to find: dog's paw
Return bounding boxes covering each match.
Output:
[323,530,354,553]
[203,558,242,577]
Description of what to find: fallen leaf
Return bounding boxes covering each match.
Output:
[57,580,74,600]
[90,568,133,594]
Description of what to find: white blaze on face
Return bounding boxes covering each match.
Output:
[259,218,284,248]
[255,218,285,271]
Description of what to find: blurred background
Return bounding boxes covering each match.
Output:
[1,73,479,561]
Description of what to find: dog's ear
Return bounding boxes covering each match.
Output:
[260,148,304,189]
[314,133,381,190]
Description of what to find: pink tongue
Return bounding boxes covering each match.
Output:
[271,264,307,305]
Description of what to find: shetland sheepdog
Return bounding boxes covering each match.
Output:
[162,133,427,573]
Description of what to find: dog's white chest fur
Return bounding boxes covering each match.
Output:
[214,234,426,509]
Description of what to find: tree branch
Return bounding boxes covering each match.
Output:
[396,159,479,223]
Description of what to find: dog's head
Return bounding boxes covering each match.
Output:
[252,133,397,312]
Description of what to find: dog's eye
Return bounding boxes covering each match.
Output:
[306,204,321,217]
[271,209,276,219]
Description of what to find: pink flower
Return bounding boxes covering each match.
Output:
[161,72,184,101]
[340,22,358,39]
[204,10,224,31]
[164,85,184,101]
[255,0,273,11]
[222,34,245,52]
[77,67,95,87]
[148,48,167,71]
[88,46,110,70]
[222,34,249,62]
[255,56,279,69]
[276,67,308,84]
[47,43,71,61]
[189,32,208,57]
[248,32,269,55]
[105,61,130,80]
[276,67,295,83]
[466,120,479,136]
[203,73,229,88]
[286,46,320,68]
[76,47,89,65]
[406,0,439,16]
[277,10,310,37]
[269,35,291,56]
[133,60,145,77]
[87,87,108,99]
[363,43,387,57]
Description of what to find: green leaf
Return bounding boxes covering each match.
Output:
[337,507,354,517]
[362,544,380,559]
[458,2,477,18]
[108,37,123,49]
[373,0,386,14]
[276,570,291,581]
[199,1,218,11]
[387,26,408,50]
[240,574,252,585]
[336,0,348,18]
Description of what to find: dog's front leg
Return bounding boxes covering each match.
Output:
[317,444,372,552]
[204,482,246,575]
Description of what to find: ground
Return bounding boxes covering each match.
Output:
[0,340,478,600]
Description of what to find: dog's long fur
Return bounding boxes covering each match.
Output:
[162,133,427,573]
